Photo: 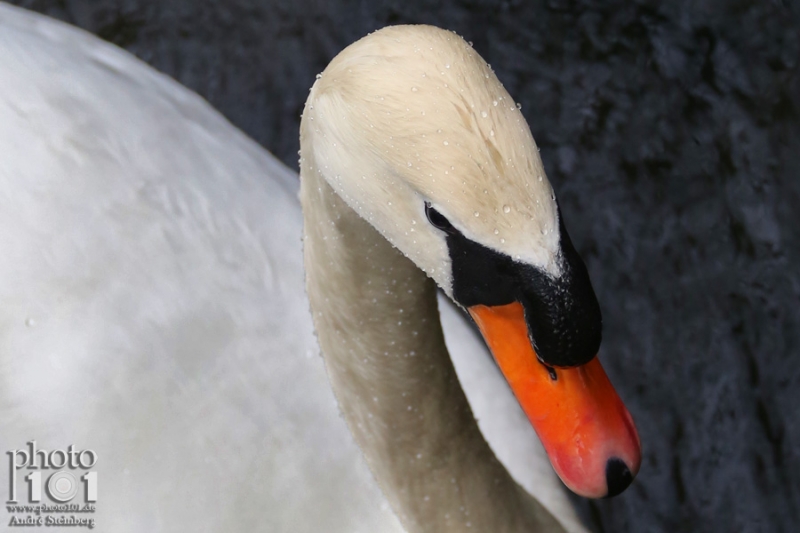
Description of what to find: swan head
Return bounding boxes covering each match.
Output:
[302,24,640,499]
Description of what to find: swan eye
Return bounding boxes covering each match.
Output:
[424,202,455,233]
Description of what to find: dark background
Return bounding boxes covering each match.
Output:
[10,1,799,531]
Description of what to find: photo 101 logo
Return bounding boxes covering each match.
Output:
[5,441,97,529]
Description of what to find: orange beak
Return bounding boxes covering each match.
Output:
[468,302,641,498]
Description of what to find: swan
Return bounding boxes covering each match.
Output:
[300,24,642,531]
[0,4,594,532]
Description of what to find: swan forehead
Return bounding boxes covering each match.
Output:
[307,24,562,277]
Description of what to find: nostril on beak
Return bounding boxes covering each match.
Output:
[604,457,634,498]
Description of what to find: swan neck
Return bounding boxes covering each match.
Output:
[299,160,565,532]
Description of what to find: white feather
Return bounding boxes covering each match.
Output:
[0,5,586,533]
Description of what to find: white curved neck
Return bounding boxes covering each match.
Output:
[300,165,565,533]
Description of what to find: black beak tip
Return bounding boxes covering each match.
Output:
[604,457,634,498]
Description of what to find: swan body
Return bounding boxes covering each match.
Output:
[0,4,586,532]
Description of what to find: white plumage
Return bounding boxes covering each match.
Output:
[0,4,585,532]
